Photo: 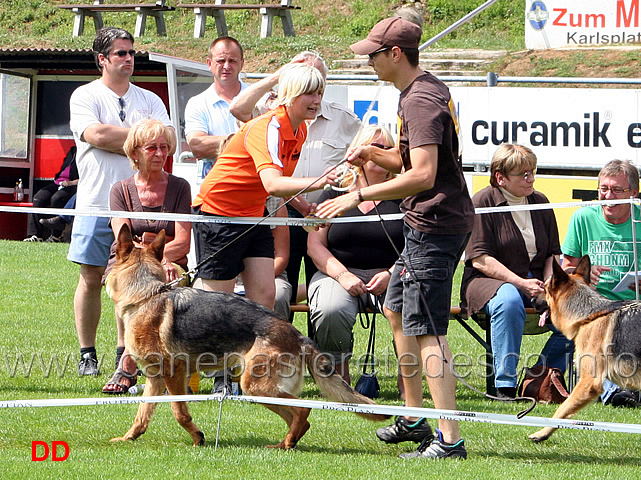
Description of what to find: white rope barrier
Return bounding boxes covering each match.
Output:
[0,198,638,226]
[2,393,641,435]
[0,205,403,226]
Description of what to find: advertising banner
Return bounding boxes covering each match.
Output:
[525,0,641,49]
[344,84,641,171]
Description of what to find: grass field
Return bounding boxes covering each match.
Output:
[1,239,641,479]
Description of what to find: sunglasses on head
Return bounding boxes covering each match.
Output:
[110,49,136,58]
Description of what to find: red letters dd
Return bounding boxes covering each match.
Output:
[31,441,69,461]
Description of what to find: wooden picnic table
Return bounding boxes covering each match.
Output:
[178,0,300,39]
[57,0,176,37]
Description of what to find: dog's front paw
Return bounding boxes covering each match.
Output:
[110,436,133,443]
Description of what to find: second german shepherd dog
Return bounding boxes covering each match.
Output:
[530,255,641,443]
[108,225,387,449]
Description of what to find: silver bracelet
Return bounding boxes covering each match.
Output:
[334,270,349,281]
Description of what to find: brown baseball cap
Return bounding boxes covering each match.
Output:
[350,17,422,55]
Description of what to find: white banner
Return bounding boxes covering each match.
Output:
[525,0,641,49]
[342,84,641,171]
[451,86,641,170]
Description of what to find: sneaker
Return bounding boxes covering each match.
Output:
[400,428,467,460]
[78,353,100,376]
[212,376,233,394]
[23,235,43,242]
[376,416,433,444]
[610,388,641,408]
[44,234,64,243]
[495,387,517,400]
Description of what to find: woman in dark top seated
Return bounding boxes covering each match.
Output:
[307,125,404,384]
[460,143,565,399]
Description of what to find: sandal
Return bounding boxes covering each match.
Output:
[102,368,140,395]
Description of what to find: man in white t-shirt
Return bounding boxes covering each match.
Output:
[68,27,172,376]
[184,36,248,182]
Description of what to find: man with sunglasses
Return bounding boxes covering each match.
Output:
[562,159,641,407]
[316,17,474,459]
[68,27,172,377]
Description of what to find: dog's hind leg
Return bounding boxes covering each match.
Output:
[240,355,310,449]
[164,368,205,446]
[529,375,602,443]
[111,374,166,443]
[261,396,311,450]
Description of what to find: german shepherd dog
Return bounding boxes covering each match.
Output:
[108,225,387,449]
[530,255,641,442]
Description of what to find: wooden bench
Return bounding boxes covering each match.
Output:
[57,0,176,38]
[178,0,300,39]
[291,302,550,396]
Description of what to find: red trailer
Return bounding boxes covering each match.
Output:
[0,48,171,239]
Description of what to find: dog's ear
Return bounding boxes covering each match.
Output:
[149,229,166,262]
[550,257,570,288]
[116,224,135,260]
[575,255,592,285]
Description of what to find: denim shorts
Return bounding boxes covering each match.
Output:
[384,225,470,336]
[192,210,274,281]
[67,215,114,267]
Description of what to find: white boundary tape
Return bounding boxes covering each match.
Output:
[0,206,403,226]
[2,393,641,435]
[0,198,638,226]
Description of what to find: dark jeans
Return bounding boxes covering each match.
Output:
[28,183,76,237]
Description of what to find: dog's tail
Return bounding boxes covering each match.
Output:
[302,339,389,422]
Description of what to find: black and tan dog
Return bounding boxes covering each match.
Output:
[108,225,387,449]
[530,255,641,442]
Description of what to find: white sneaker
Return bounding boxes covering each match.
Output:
[23,235,43,242]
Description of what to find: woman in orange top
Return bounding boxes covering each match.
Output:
[192,63,336,309]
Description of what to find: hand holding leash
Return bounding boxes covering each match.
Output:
[346,145,372,167]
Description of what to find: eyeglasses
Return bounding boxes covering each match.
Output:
[118,97,126,122]
[598,185,631,195]
[110,49,136,58]
[368,47,392,60]
[140,144,169,154]
[507,169,536,180]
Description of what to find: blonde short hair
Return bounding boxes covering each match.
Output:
[123,119,176,170]
[349,125,394,150]
[341,125,395,185]
[490,143,537,188]
[276,64,325,107]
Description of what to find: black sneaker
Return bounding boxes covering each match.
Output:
[610,388,641,408]
[496,387,517,399]
[400,428,467,460]
[78,353,99,376]
[376,416,433,444]
[212,376,233,394]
